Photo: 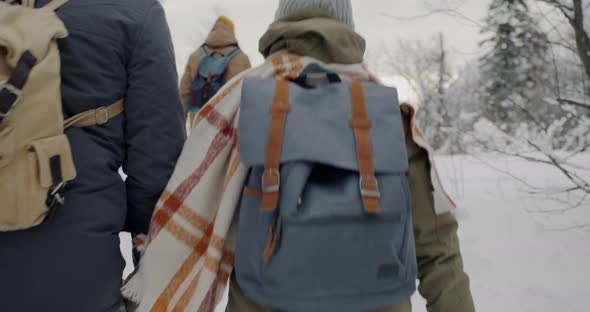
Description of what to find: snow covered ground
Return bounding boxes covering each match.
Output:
[121,154,590,312]
[421,155,590,312]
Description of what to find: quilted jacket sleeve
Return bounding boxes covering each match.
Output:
[123,1,185,235]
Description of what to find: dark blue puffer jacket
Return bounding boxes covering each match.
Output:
[0,1,185,311]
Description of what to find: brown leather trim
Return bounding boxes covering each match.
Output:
[243,186,262,200]
[263,227,278,263]
[349,119,372,129]
[23,0,35,8]
[349,82,380,214]
[260,80,291,212]
[64,99,124,129]
[43,0,71,11]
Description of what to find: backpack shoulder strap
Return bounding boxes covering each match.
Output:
[215,47,241,73]
[42,0,70,11]
[224,47,241,59]
[23,0,71,11]
[200,45,213,57]
[22,0,35,8]
[64,99,124,129]
[0,51,37,124]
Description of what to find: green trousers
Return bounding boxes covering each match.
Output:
[226,275,412,312]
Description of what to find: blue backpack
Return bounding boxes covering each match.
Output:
[186,45,240,113]
[235,66,418,312]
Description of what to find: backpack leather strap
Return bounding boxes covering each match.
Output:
[0,51,37,124]
[43,0,70,11]
[349,82,381,214]
[224,47,241,59]
[64,99,124,129]
[22,0,35,8]
[201,45,212,56]
[260,80,291,212]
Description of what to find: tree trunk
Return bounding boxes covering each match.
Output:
[437,33,446,107]
[571,0,590,84]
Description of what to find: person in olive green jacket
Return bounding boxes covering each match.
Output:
[226,1,476,312]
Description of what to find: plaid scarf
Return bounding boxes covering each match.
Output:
[122,53,455,312]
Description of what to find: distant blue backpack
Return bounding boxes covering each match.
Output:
[235,65,418,312]
[186,45,240,113]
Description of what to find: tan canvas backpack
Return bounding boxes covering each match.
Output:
[0,0,124,231]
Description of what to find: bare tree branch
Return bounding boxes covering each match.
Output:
[541,223,590,232]
[525,192,588,213]
[557,97,590,110]
[538,0,590,83]
[565,143,590,159]
[470,154,545,192]
[548,40,579,54]
[473,136,553,165]
[470,124,590,196]
[526,139,590,193]
[538,0,574,20]
[381,2,484,29]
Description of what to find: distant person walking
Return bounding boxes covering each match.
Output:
[180,16,251,128]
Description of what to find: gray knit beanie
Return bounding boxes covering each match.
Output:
[274,0,355,29]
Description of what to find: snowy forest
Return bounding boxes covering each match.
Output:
[366,0,590,211]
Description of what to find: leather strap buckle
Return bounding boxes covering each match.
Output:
[360,175,380,198]
[262,168,280,193]
[47,182,66,208]
[95,106,109,125]
[0,83,22,114]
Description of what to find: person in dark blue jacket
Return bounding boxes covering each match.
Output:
[0,0,185,311]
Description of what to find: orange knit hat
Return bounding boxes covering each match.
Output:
[216,16,235,32]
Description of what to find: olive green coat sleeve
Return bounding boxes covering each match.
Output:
[403,114,476,312]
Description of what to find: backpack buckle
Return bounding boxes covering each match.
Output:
[45,182,66,223]
[95,106,109,125]
[47,182,66,209]
[262,168,280,193]
[0,83,22,114]
[359,176,380,198]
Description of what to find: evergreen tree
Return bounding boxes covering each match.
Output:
[479,0,554,133]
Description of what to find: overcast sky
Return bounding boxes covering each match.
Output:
[162,0,489,100]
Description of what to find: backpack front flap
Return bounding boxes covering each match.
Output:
[239,77,409,174]
[0,3,76,231]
